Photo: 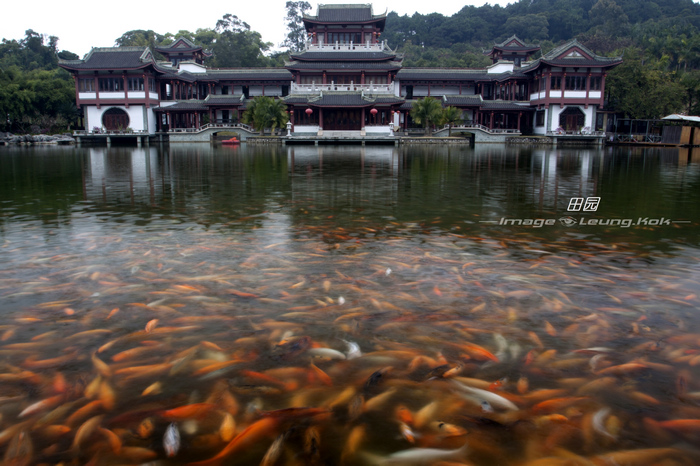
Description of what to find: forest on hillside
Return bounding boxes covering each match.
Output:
[2,0,700,132]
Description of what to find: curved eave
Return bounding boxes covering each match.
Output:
[303,17,386,26]
[155,47,203,53]
[524,58,623,73]
[289,55,397,62]
[58,63,157,72]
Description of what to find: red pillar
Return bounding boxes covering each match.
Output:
[95,75,100,108]
[561,73,566,106]
[517,112,522,131]
[123,74,129,108]
[319,108,323,129]
[600,73,606,107]
[585,71,591,109]
[74,76,80,108]
[143,73,149,108]
[490,112,494,129]
[361,108,365,129]
[323,72,327,85]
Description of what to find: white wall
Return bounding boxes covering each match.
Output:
[487,62,514,74]
[414,86,430,97]
[178,63,207,74]
[292,125,319,133]
[546,105,596,133]
[85,105,155,133]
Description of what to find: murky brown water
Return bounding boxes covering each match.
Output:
[0,143,699,465]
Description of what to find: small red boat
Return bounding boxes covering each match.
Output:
[222,137,240,145]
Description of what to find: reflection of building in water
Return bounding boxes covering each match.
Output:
[287,146,400,212]
[84,148,160,204]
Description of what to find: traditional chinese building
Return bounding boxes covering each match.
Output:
[59,3,621,139]
[282,4,404,135]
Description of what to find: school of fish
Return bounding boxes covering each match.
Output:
[1,143,700,465]
[1,213,699,466]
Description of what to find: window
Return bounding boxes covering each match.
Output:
[565,76,585,90]
[590,76,602,91]
[328,32,362,44]
[149,78,156,92]
[550,76,561,90]
[536,110,545,127]
[128,77,144,91]
[79,78,95,92]
[99,77,123,92]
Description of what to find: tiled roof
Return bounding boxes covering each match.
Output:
[397,68,489,81]
[204,95,245,105]
[286,61,401,71]
[156,46,202,53]
[444,96,483,106]
[155,38,202,53]
[59,47,155,70]
[206,69,293,80]
[481,101,533,111]
[541,58,623,67]
[541,39,621,65]
[289,51,397,61]
[283,92,403,107]
[490,35,540,54]
[494,35,536,49]
[304,4,385,23]
[153,100,207,111]
[495,46,541,53]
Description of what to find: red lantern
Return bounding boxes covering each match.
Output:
[370,108,378,115]
[305,108,313,115]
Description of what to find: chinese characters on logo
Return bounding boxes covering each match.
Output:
[567,197,600,212]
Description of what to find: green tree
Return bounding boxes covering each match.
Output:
[410,97,443,136]
[114,30,166,49]
[441,106,462,137]
[242,96,288,134]
[502,14,549,42]
[210,14,272,67]
[607,47,685,118]
[282,1,311,51]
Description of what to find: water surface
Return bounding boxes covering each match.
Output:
[1,143,699,465]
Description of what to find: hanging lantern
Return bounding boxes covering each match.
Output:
[305,108,313,115]
[370,108,378,115]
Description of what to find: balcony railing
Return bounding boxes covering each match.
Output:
[546,130,606,136]
[168,122,255,133]
[291,82,394,94]
[73,129,149,135]
[304,40,388,52]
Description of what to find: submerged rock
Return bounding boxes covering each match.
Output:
[2,133,75,145]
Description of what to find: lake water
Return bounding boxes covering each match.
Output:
[1,143,699,465]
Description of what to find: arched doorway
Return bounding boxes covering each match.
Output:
[102,108,130,131]
[559,107,585,132]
